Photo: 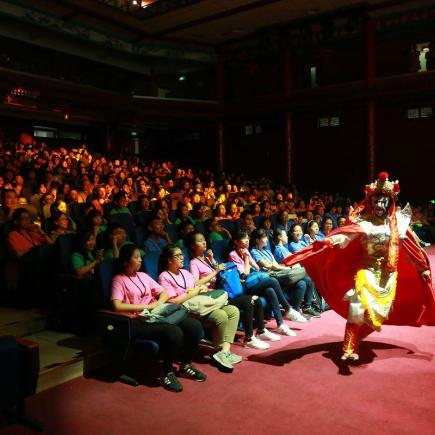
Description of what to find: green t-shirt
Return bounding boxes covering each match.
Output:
[71,252,95,270]
[208,231,224,243]
[110,207,132,216]
[175,239,185,248]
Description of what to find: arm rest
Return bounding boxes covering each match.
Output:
[13,337,39,397]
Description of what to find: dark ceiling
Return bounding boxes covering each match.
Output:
[12,0,432,46]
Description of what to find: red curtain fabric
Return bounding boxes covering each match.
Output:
[284,225,435,326]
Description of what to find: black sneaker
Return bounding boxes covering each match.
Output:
[303,306,322,318]
[161,371,183,392]
[178,364,207,382]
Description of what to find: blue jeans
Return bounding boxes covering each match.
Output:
[245,277,290,326]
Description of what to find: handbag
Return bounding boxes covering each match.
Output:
[139,303,188,325]
[217,262,244,299]
[268,267,307,285]
[182,290,228,317]
[244,271,270,290]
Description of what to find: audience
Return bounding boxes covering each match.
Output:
[0,132,433,388]
[187,231,277,350]
[111,244,206,392]
[158,244,241,372]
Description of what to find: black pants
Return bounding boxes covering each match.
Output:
[229,295,265,340]
[134,317,203,373]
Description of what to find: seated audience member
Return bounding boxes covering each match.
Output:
[259,216,273,240]
[214,203,230,221]
[288,224,308,253]
[319,217,334,238]
[324,204,338,227]
[153,207,173,225]
[249,202,261,218]
[174,203,195,225]
[337,216,347,228]
[228,203,240,221]
[91,186,109,213]
[49,210,75,241]
[158,245,241,371]
[250,229,318,320]
[238,210,256,235]
[0,189,18,224]
[71,230,104,279]
[8,208,53,257]
[111,244,206,392]
[228,230,295,336]
[144,217,171,254]
[104,223,138,260]
[276,210,294,233]
[41,193,54,219]
[188,232,276,349]
[271,229,321,317]
[29,183,46,211]
[110,192,131,216]
[207,218,232,244]
[87,209,107,236]
[191,202,208,224]
[175,221,195,249]
[50,199,76,231]
[304,220,324,244]
[272,228,291,264]
[136,194,151,213]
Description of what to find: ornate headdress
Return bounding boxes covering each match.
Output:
[349,171,400,273]
[364,171,400,199]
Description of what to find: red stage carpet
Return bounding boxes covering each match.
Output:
[2,247,435,435]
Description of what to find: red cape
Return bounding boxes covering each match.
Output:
[283,225,435,326]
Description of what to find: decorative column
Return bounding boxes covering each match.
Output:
[216,53,225,171]
[365,15,376,181]
[283,46,293,185]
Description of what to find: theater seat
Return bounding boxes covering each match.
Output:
[219,219,236,235]
[95,259,159,387]
[210,239,229,263]
[142,252,160,281]
[0,336,43,431]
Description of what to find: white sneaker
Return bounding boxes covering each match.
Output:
[245,336,270,350]
[277,324,297,336]
[257,328,281,342]
[286,308,308,323]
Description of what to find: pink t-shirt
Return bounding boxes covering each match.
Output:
[189,258,216,289]
[228,249,257,275]
[111,272,164,306]
[158,269,196,299]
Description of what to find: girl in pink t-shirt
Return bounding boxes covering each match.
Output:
[187,232,278,350]
[111,244,206,392]
[158,244,241,372]
[227,230,296,337]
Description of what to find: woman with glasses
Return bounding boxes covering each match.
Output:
[158,244,241,373]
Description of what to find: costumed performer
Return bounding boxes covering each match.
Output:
[283,172,434,361]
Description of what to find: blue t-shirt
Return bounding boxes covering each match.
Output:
[144,237,168,254]
[250,248,277,271]
[273,245,291,264]
[288,239,308,253]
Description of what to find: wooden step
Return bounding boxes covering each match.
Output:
[23,330,104,392]
[0,307,46,337]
